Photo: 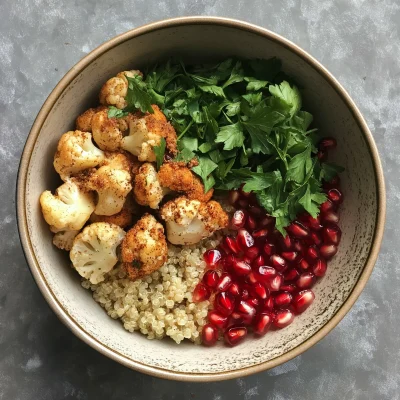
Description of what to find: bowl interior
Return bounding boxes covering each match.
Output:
[23,22,378,377]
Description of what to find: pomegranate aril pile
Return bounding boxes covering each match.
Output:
[193,167,343,346]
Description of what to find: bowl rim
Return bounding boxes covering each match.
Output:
[16,16,386,382]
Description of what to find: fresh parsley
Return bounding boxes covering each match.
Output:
[107,106,128,119]
[153,138,166,170]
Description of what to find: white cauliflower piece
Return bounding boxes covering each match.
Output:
[70,222,125,284]
[40,180,95,232]
[160,196,229,245]
[75,106,107,132]
[54,130,105,180]
[86,152,133,216]
[52,230,79,251]
[133,163,169,209]
[121,214,167,281]
[99,70,142,109]
[121,105,177,162]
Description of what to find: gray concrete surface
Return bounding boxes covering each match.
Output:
[0,0,399,399]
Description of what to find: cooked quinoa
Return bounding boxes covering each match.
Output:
[82,235,222,344]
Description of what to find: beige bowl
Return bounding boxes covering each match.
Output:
[17,17,386,381]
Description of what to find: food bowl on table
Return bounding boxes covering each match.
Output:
[17,17,386,381]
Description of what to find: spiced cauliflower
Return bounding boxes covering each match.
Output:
[75,106,107,132]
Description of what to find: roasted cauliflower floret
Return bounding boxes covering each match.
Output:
[53,130,105,180]
[85,153,133,216]
[133,163,168,209]
[52,230,79,251]
[75,106,107,132]
[89,198,137,228]
[121,214,168,281]
[40,180,95,232]
[99,70,142,109]
[91,109,133,151]
[121,105,178,162]
[158,162,213,202]
[70,222,125,284]
[160,197,228,245]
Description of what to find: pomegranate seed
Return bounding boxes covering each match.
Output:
[221,254,235,271]
[203,249,221,268]
[270,254,287,272]
[216,273,233,292]
[248,206,264,216]
[254,266,277,286]
[310,231,323,246]
[287,221,309,238]
[304,214,323,231]
[319,137,337,150]
[274,291,293,308]
[320,199,335,214]
[207,310,228,329]
[228,189,240,205]
[313,258,327,277]
[273,309,294,329]
[297,257,310,271]
[228,312,244,327]
[284,268,300,281]
[327,175,341,188]
[245,246,259,260]
[215,292,235,316]
[236,300,257,320]
[241,288,250,301]
[202,324,218,346]
[306,245,320,262]
[263,297,274,311]
[245,272,258,285]
[281,251,298,262]
[239,184,252,197]
[281,235,293,250]
[252,255,265,268]
[252,228,269,239]
[263,243,276,257]
[293,290,315,313]
[253,312,273,335]
[327,188,343,204]
[231,209,247,230]
[317,149,327,161]
[224,236,240,254]
[202,270,219,288]
[296,272,316,289]
[193,283,210,303]
[246,215,257,231]
[238,199,249,209]
[248,297,260,309]
[237,229,255,250]
[320,244,338,260]
[259,215,275,227]
[292,239,304,253]
[227,282,241,297]
[232,260,251,276]
[268,273,283,292]
[323,225,342,245]
[224,326,247,346]
[280,284,297,293]
[321,210,339,224]
[250,282,269,299]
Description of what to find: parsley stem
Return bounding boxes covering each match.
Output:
[178,120,194,140]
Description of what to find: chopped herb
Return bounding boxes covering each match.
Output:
[153,138,166,170]
[107,106,128,119]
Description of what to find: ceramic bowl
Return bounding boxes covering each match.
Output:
[17,17,386,381]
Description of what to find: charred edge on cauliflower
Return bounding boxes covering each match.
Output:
[75,106,108,133]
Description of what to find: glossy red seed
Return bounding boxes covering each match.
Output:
[273,309,295,329]
[270,254,287,272]
[248,206,264,216]
[202,324,218,346]
[216,273,233,292]
[287,221,309,238]
[263,297,274,311]
[207,310,228,329]
[253,312,273,336]
[320,199,335,213]
[323,225,342,245]
[320,244,338,260]
[221,254,236,271]
[327,188,343,204]
[263,243,276,257]
[224,326,247,346]
[281,235,293,250]
[224,236,241,254]
[232,260,252,276]
[237,229,255,250]
[321,210,340,225]
[245,246,260,261]
[245,272,258,285]
[284,268,300,281]
[274,291,293,308]
[250,282,269,299]
[296,272,316,289]
[297,258,310,271]
[248,297,260,309]
[317,149,327,161]
[230,209,247,230]
[310,231,323,247]
[227,312,244,327]
[237,199,249,209]
[192,283,210,303]
[280,284,297,293]
[293,290,315,313]
[268,273,283,292]
[228,190,240,205]
[313,258,327,277]
[259,215,275,227]
[281,251,298,262]
[241,288,250,301]
[252,228,269,239]
[203,249,222,268]
[318,137,337,150]
[202,270,219,288]
[304,214,323,231]
[306,245,320,262]
[254,266,277,286]
[328,175,341,189]
[246,215,257,231]
[227,282,241,297]
[252,255,265,268]
[215,292,236,316]
[292,239,304,253]
[236,300,257,320]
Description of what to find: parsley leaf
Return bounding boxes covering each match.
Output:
[174,148,196,163]
[192,157,218,192]
[125,75,154,114]
[107,106,128,119]
[286,146,312,183]
[222,61,244,88]
[320,162,345,182]
[269,81,301,117]
[153,138,166,170]
[215,122,245,151]
[244,77,269,91]
[178,136,198,152]
[198,85,226,97]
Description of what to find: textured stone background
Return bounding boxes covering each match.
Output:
[1,0,398,399]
